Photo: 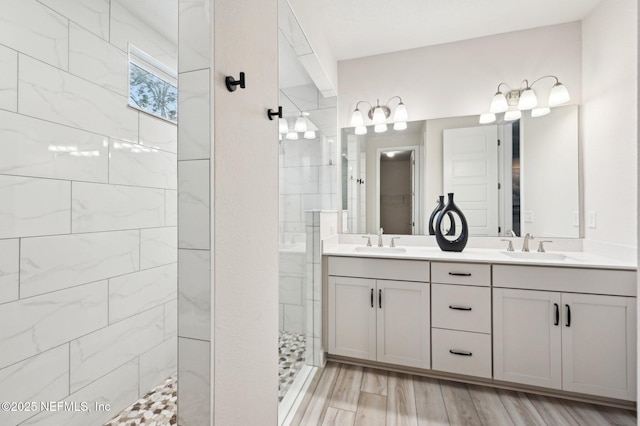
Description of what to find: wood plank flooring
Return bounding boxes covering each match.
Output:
[290,362,636,426]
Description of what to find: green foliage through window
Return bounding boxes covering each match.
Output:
[129,63,177,122]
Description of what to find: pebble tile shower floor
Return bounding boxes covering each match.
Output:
[104,331,306,424]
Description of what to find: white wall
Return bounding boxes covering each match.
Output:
[338,22,582,128]
[0,1,178,425]
[582,0,637,246]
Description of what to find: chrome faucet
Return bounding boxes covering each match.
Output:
[522,233,534,252]
[377,228,384,247]
[505,229,516,237]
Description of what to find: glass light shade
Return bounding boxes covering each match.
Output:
[303,130,316,139]
[372,106,386,125]
[490,92,508,113]
[294,116,307,132]
[386,151,395,158]
[350,108,364,127]
[279,133,282,141]
[548,82,570,106]
[518,88,538,110]
[278,118,288,133]
[393,121,407,130]
[479,113,496,124]
[504,110,522,121]
[393,102,408,122]
[355,125,367,135]
[285,131,298,140]
[374,123,387,133]
[531,107,551,118]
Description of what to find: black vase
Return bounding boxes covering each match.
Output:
[428,195,456,236]
[435,193,469,252]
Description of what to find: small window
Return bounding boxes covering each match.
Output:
[128,44,177,123]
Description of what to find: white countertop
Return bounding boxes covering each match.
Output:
[323,244,637,271]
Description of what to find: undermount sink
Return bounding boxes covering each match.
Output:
[501,251,569,261]
[354,246,407,254]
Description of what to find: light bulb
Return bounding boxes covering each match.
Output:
[393,121,407,130]
[518,88,538,110]
[278,118,288,134]
[531,107,551,118]
[386,151,395,158]
[303,130,316,139]
[350,108,364,127]
[548,82,570,106]
[285,131,298,140]
[490,92,508,113]
[504,110,521,121]
[355,126,367,135]
[294,116,307,132]
[393,102,408,122]
[479,113,496,124]
[372,106,386,125]
[374,123,387,133]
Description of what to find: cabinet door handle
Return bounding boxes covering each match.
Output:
[554,303,559,326]
[565,304,571,327]
[448,272,471,277]
[449,349,472,356]
[379,289,382,309]
[370,289,374,308]
[449,305,472,311]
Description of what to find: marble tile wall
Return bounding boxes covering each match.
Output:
[0,2,177,425]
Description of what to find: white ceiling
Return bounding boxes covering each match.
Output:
[293,0,602,61]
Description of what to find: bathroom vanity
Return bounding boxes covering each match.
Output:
[323,244,637,404]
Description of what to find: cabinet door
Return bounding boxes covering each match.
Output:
[328,276,376,360]
[562,293,637,400]
[493,288,562,389]
[376,280,430,368]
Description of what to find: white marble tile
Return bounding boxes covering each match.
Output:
[110,0,177,70]
[109,139,177,190]
[281,167,303,194]
[140,227,177,269]
[70,306,163,393]
[279,252,305,278]
[109,264,177,323]
[0,0,68,69]
[178,160,210,249]
[0,239,19,304]
[0,45,17,112]
[38,0,110,40]
[0,110,108,182]
[164,298,178,340]
[178,249,210,341]
[283,304,304,334]
[302,166,320,194]
[178,70,211,160]
[282,194,302,223]
[318,165,337,194]
[72,182,165,233]
[277,0,313,56]
[20,230,139,297]
[139,336,177,396]
[18,55,138,143]
[0,345,69,425]
[279,304,284,330]
[280,276,303,305]
[179,0,211,72]
[69,23,127,96]
[23,359,138,426]
[313,263,322,302]
[139,113,178,154]
[165,189,178,226]
[178,337,210,426]
[314,300,321,337]
[0,175,70,239]
[0,281,108,369]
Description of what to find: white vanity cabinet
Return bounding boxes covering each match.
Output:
[327,257,430,369]
[493,265,637,401]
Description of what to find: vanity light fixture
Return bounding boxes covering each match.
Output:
[279,112,317,140]
[350,96,408,134]
[481,75,570,124]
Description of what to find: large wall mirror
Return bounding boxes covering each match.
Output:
[341,105,579,238]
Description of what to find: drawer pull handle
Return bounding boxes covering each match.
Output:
[370,289,374,308]
[565,304,571,327]
[449,305,472,311]
[449,349,472,356]
[448,272,471,277]
[379,289,382,309]
[554,303,559,326]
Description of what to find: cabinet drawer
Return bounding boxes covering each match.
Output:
[431,262,490,286]
[432,284,491,333]
[432,328,491,378]
[328,256,429,282]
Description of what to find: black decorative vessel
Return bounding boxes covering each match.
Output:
[435,193,468,252]
[428,195,455,236]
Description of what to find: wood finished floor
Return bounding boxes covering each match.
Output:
[289,362,637,426]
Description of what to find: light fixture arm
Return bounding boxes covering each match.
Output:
[529,75,560,88]
[495,82,510,94]
[385,95,404,107]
